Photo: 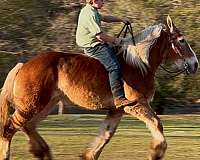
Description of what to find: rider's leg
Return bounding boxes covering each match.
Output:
[84,43,134,108]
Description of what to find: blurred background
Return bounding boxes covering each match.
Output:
[0,0,200,114]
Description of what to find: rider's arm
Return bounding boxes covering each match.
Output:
[101,15,123,23]
[101,15,129,24]
[96,32,118,44]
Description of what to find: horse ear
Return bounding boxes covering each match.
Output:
[166,15,174,33]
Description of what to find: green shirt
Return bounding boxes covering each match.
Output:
[76,4,102,48]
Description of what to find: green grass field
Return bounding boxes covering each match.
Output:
[10,114,200,160]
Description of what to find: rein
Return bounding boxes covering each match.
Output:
[117,23,136,46]
[155,64,188,79]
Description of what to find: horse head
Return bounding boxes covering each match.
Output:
[163,15,199,74]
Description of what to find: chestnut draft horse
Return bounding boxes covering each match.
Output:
[0,16,199,160]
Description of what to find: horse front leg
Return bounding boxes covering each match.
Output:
[81,110,123,160]
[124,99,167,160]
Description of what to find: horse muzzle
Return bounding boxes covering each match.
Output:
[185,58,199,74]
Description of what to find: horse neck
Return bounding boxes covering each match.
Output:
[120,30,171,81]
[148,30,171,73]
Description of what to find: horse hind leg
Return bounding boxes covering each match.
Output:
[21,97,60,160]
[0,109,29,160]
[22,125,52,160]
[124,99,167,160]
[81,110,123,160]
[1,96,60,160]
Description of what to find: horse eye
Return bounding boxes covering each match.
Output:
[179,39,185,43]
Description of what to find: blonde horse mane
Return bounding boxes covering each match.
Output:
[121,23,164,75]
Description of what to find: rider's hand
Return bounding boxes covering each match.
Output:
[122,17,131,25]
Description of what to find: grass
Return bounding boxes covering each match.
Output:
[10,114,200,160]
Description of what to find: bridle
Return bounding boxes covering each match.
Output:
[158,26,189,78]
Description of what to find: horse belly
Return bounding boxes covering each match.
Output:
[67,88,114,110]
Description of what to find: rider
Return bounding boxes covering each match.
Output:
[76,0,134,108]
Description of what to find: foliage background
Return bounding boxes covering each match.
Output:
[0,0,200,113]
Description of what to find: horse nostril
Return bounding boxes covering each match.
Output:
[194,62,198,70]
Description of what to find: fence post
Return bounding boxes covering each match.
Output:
[58,100,64,115]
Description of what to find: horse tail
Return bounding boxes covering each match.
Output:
[0,63,23,136]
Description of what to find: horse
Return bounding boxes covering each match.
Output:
[0,16,198,160]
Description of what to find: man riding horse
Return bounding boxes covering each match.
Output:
[76,0,135,108]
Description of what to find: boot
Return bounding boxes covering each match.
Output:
[114,97,136,108]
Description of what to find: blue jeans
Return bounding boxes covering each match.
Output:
[84,43,125,99]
